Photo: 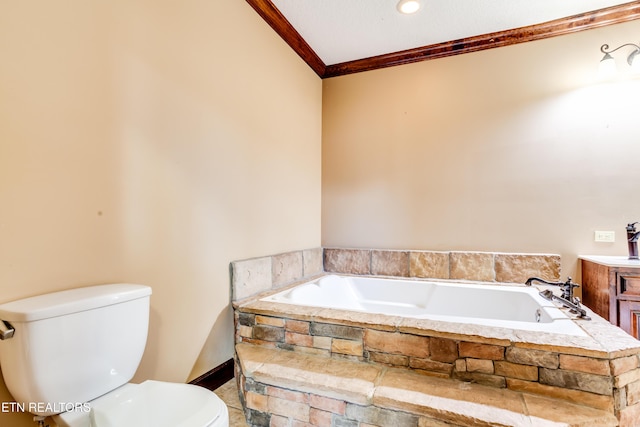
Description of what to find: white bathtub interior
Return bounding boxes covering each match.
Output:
[262,275,588,336]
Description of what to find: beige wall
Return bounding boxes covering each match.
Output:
[323,19,640,279]
[2,1,640,424]
[0,1,321,425]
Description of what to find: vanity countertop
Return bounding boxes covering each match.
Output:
[579,255,640,268]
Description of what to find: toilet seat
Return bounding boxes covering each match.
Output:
[53,380,229,427]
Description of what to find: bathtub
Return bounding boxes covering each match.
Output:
[262,275,588,336]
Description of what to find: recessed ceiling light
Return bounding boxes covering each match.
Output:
[397,0,421,14]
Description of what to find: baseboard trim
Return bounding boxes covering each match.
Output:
[189,358,234,391]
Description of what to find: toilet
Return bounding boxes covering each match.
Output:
[0,284,229,427]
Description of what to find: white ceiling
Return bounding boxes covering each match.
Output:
[272,0,631,66]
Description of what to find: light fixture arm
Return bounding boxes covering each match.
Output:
[601,43,640,65]
[600,43,640,55]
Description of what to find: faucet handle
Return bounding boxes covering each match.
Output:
[559,277,580,302]
[627,222,639,232]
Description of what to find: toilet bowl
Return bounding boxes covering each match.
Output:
[53,380,229,427]
[0,284,230,427]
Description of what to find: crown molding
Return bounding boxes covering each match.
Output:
[246,0,640,79]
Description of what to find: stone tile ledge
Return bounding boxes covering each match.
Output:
[236,343,618,427]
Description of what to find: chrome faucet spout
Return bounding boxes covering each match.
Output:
[525,277,558,287]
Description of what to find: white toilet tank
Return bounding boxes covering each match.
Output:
[0,284,152,416]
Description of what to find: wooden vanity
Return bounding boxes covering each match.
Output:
[580,255,640,340]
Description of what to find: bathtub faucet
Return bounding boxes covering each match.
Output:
[627,222,640,260]
[525,277,590,320]
[525,277,579,303]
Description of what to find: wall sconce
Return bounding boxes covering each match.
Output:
[599,43,640,77]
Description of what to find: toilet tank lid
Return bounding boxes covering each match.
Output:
[0,284,152,322]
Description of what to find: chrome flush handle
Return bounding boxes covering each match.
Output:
[0,320,15,340]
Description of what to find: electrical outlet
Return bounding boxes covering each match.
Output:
[594,231,615,242]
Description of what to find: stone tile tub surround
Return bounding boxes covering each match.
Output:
[231,247,324,301]
[323,248,562,284]
[231,247,562,304]
[235,295,640,422]
[231,248,640,424]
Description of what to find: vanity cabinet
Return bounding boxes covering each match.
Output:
[580,256,640,340]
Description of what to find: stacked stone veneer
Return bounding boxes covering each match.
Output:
[231,247,640,426]
[234,343,622,427]
[234,311,640,422]
[323,248,561,284]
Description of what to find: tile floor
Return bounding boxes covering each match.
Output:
[214,378,249,427]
